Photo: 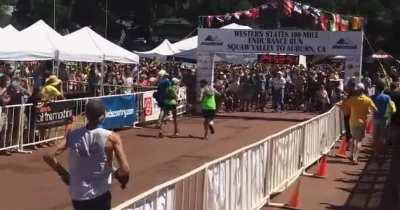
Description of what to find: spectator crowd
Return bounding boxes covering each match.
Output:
[1,57,400,157]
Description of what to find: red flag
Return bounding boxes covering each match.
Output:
[249,8,260,20]
[283,0,294,16]
[335,14,341,31]
[340,17,349,31]
[320,15,329,31]
[207,16,214,28]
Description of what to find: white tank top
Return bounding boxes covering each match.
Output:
[67,127,113,201]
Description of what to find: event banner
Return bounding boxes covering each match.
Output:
[198,29,363,56]
[35,101,75,129]
[101,95,136,129]
[258,54,299,65]
[143,91,161,122]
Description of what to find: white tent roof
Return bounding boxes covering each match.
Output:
[66,27,139,63]
[136,39,180,58]
[3,25,18,33]
[21,20,102,62]
[220,23,252,30]
[0,23,54,61]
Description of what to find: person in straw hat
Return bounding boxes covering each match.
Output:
[41,75,64,102]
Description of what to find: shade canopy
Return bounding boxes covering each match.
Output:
[136,39,180,58]
[0,20,139,63]
[66,27,139,63]
[0,22,54,61]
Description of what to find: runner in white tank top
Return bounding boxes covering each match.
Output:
[44,99,130,210]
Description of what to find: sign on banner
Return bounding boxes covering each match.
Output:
[35,101,75,129]
[258,54,299,65]
[197,28,363,92]
[198,29,363,56]
[101,95,136,129]
[143,91,161,122]
[177,87,187,111]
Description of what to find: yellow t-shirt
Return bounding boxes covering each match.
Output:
[41,85,62,101]
[348,94,377,127]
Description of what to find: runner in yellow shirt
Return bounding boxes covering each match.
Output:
[347,83,377,164]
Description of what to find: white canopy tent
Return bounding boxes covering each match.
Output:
[66,27,139,64]
[20,20,103,63]
[3,24,18,33]
[135,39,180,58]
[0,23,54,61]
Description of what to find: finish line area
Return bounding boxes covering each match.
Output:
[0,111,314,210]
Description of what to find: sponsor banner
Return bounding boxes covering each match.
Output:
[177,87,187,114]
[198,28,363,56]
[101,95,136,129]
[258,54,299,65]
[35,101,75,129]
[143,91,161,122]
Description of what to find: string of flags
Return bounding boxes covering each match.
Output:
[198,0,364,31]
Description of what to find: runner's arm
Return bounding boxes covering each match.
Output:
[109,133,130,188]
[43,138,70,185]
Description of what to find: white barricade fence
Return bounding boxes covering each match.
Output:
[113,105,343,210]
[0,104,27,152]
[0,88,188,152]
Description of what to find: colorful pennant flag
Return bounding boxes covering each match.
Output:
[249,8,260,20]
[340,17,350,31]
[283,0,294,16]
[351,17,363,30]
[320,14,329,31]
[293,2,302,14]
[233,11,242,20]
[207,16,214,28]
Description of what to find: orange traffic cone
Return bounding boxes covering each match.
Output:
[336,138,348,158]
[315,155,328,178]
[288,179,301,209]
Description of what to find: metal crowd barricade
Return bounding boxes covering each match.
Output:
[0,104,29,152]
[0,87,187,153]
[0,93,146,152]
[113,106,343,210]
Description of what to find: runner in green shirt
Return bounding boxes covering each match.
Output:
[159,78,179,138]
[199,80,220,139]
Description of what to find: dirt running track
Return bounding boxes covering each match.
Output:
[0,112,314,210]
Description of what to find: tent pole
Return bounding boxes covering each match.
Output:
[101,61,105,96]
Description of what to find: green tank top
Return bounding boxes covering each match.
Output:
[164,85,177,105]
[201,94,216,110]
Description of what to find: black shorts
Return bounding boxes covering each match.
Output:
[72,191,111,210]
[202,109,216,120]
[164,104,177,111]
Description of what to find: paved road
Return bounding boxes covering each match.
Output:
[0,111,314,210]
[263,125,400,210]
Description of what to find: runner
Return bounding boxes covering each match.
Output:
[371,79,397,155]
[199,80,220,139]
[158,77,180,138]
[43,99,130,210]
[348,83,377,164]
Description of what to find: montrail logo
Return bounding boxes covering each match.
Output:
[106,109,134,118]
[332,38,357,50]
[200,35,224,46]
